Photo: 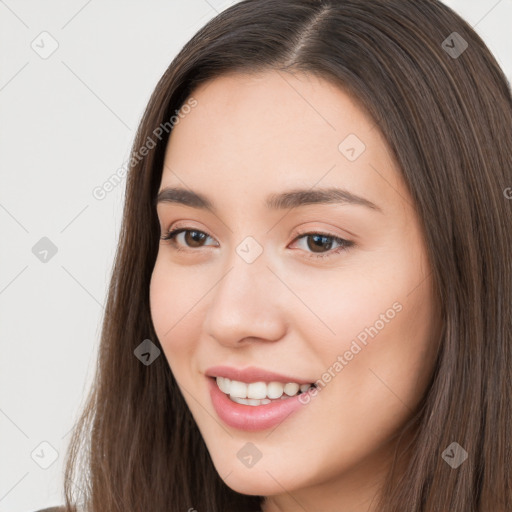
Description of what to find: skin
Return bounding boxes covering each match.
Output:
[149,70,441,512]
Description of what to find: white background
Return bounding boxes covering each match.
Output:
[0,1,510,510]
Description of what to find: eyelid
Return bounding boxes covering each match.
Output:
[160,225,218,247]
[290,226,350,243]
[161,220,218,241]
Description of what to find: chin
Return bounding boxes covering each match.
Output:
[220,471,286,497]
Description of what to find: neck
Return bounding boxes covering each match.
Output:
[261,429,412,512]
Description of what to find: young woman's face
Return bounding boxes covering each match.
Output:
[150,70,441,509]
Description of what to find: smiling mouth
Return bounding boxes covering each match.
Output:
[212,376,317,406]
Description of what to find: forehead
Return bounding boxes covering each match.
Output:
[161,70,409,218]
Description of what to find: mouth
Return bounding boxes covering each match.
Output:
[213,376,317,406]
[206,375,319,431]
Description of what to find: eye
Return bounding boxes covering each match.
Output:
[160,227,217,250]
[291,231,354,260]
[160,227,354,259]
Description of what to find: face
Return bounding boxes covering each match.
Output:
[149,70,440,510]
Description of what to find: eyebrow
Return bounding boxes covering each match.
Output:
[155,186,382,213]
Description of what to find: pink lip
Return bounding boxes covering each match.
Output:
[206,376,318,432]
[205,365,314,385]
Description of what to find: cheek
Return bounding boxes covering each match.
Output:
[286,275,437,482]
[149,259,202,365]
[297,245,437,417]
[149,261,173,342]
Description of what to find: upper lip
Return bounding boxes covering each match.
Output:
[205,365,314,385]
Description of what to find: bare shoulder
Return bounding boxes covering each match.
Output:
[34,507,66,512]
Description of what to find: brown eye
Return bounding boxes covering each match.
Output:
[160,228,216,250]
[305,234,336,253]
[182,230,208,248]
[292,232,354,260]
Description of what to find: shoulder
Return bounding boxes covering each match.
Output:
[33,507,66,512]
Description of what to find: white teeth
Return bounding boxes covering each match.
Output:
[284,383,300,396]
[231,397,272,406]
[247,381,267,399]
[267,382,284,399]
[229,379,248,398]
[215,376,313,401]
[217,376,230,394]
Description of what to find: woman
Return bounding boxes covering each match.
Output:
[42,0,512,510]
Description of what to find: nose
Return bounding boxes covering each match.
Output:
[203,251,288,348]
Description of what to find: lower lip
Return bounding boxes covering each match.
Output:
[207,377,316,432]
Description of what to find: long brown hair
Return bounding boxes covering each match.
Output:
[62,1,512,510]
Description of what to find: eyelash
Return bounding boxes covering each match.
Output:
[160,227,354,260]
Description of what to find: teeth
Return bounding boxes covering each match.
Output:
[217,376,230,394]
[267,382,284,399]
[284,383,300,396]
[231,396,272,406]
[229,379,247,398]
[215,377,314,400]
[248,381,267,399]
